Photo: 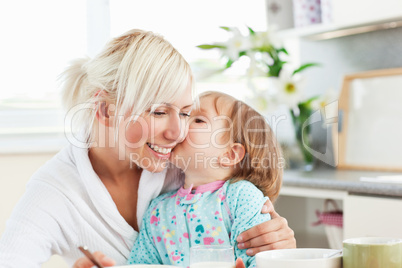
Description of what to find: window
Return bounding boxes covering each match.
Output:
[0,0,87,153]
[109,0,268,99]
[0,0,268,153]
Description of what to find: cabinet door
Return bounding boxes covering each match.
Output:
[333,0,402,25]
[344,195,402,239]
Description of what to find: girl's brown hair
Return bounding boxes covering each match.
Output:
[199,91,283,202]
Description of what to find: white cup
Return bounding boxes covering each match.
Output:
[190,245,235,268]
[256,248,342,268]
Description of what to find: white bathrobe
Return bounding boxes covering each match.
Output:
[0,144,182,268]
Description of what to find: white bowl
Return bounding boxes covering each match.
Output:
[255,248,342,268]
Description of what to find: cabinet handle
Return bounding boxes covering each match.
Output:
[338,110,343,133]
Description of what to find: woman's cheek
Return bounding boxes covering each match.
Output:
[124,118,149,147]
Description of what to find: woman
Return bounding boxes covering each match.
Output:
[0,29,295,268]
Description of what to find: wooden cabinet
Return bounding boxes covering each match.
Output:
[277,186,402,248]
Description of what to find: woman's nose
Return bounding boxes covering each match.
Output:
[164,113,186,142]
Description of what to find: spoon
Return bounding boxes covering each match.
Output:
[326,249,343,258]
[78,246,105,268]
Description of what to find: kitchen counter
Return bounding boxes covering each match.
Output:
[279,168,402,243]
[283,168,402,198]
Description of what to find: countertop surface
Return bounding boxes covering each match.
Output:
[283,168,402,197]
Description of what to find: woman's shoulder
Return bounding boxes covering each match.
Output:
[8,146,82,218]
[28,144,86,195]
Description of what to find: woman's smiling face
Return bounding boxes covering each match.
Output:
[117,84,194,173]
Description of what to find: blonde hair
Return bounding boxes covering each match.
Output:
[199,91,283,202]
[60,29,196,143]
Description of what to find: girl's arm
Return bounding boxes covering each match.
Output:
[226,181,271,268]
[236,199,296,255]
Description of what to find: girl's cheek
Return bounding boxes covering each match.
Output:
[186,132,209,148]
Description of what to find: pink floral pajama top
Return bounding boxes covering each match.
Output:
[127,179,270,268]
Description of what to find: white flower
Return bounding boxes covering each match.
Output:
[265,25,282,48]
[274,68,305,109]
[310,88,338,110]
[251,26,282,49]
[223,28,252,61]
[245,76,279,114]
[245,91,278,115]
[251,31,271,49]
[246,52,267,78]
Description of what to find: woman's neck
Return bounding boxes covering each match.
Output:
[89,146,141,184]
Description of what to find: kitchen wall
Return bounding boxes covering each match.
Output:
[297,27,402,167]
[300,27,402,97]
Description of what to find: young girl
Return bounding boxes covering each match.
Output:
[126,91,284,268]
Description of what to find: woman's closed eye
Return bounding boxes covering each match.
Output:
[152,111,167,116]
[151,110,191,118]
[180,112,191,117]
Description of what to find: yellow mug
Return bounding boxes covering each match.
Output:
[343,237,402,268]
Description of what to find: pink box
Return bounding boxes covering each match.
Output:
[321,0,333,24]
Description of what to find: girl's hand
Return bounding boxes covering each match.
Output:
[72,251,115,268]
[236,199,296,256]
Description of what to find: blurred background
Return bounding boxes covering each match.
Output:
[1,0,402,267]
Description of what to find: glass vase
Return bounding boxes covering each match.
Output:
[291,108,314,172]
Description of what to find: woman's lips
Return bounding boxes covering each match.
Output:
[146,142,173,159]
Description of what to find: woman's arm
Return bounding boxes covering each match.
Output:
[236,199,296,255]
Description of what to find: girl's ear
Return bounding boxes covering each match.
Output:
[220,143,245,167]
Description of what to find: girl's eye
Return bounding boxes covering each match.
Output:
[195,118,205,123]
